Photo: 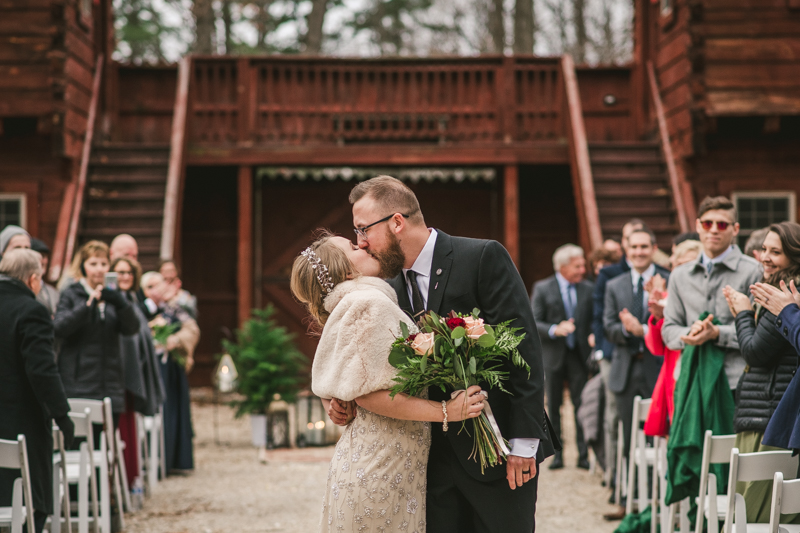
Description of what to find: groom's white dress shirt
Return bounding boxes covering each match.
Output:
[403,228,539,459]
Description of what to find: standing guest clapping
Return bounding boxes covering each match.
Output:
[722,221,800,524]
[54,241,140,419]
[531,244,594,470]
[0,249,74,533]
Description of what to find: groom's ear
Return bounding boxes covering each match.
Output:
[391,213,406,234]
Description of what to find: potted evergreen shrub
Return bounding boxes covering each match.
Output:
[222,305,307,448]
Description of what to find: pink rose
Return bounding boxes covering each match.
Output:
[411,332,435,357]
[463,316,487,339]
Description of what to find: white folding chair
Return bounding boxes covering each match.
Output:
[62,410,100,533]
[48,427,71,533]
[141,412,164,492]
[0,435,35,533]
[769,472,800,533]
[615,419,627,506]
[694,430,737,533]
[626,396,656,515]
[68,398,122,533]
[723,448,799,533]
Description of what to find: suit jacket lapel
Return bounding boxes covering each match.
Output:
[426,230,453,315]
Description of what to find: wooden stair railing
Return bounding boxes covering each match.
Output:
[647,61,696,231]
[50,54,104,282]
[561,55,603,251]
[160,56,191,264]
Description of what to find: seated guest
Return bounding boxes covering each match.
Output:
[30,238,60,317]
[724,221,800,523]
[159,259,198,319]
[603,228,669,468]
[142,271,199,473]
[112,257,166,488]
[0,249,74,533]
[531,244,594,470]
[54,241,140,419]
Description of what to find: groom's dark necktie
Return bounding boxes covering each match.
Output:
[406,270,425,316]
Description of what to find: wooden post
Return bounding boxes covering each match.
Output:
[503,165,520,267]
[238,166,253,327]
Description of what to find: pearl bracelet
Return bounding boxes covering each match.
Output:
[441,400,448,432]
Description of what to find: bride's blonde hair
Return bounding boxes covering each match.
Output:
[290,230,354,328]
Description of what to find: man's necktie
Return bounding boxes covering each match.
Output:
[566,284,576,350]
[631,276,645,323]
[406,270,425,316]
[707,261,714,275]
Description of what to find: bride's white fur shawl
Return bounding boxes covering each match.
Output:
[311,276,412,401]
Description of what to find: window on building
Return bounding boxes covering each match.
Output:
[0,194,26,231]
[733,191,797,249]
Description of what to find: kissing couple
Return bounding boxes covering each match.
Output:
[290,176,559,533]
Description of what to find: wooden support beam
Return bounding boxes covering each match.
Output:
[503,165,519,267]
[238,166,254,327]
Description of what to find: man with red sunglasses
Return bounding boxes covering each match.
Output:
[662,196,762,391]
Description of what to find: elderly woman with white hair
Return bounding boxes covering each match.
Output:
[530,243,595,470]
[142,270,200,473]
[0,249,74,533]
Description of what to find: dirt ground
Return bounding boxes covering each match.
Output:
[123,389,620,533]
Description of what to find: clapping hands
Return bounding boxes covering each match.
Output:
[619,309,644,337]
[680,313,719,346]
[751,279,800,316]
[723,285,753,317]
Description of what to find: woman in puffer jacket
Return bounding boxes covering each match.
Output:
[723,221,800,524]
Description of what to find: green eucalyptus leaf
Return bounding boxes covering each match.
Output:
[389,346,412,367]
[472,308,481,317]
[400,321,409,339]
[469,357,477,375]
[420,354,427,372]
[454,337,464,347]
[477,334,496,348]
[484,324,494,336]
[451,326,465,339]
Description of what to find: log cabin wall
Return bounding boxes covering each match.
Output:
[0,0,105,247]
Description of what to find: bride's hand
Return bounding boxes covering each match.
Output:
[447,385,485,422]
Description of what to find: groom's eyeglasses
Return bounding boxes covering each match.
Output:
[354,213,410,241]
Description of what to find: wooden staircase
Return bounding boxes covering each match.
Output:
[590,141,679,250]
[78,144,169,271]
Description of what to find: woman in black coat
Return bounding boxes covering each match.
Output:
[0,249,73,533]
[723,221,800,524]
[54,241,140,416]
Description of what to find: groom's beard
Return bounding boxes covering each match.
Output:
[372,231,406,279]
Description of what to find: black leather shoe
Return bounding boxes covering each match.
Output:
[548,455,564,470]
[577,458,590,470]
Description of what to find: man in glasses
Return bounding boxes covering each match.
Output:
[662,196,762,391]
[346,175,557,533]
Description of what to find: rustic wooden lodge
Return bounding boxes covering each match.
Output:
[2,0,799,384]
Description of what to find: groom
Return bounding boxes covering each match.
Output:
[344,176,557,532]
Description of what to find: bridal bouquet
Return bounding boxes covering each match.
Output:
[388,309,529,473]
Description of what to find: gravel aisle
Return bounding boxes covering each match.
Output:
[124,390,620,533]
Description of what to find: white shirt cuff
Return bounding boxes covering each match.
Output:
[642,323,649,338]
[548,325,558,339]
[508,438,539,459]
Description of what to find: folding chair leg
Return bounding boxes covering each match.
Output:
[78,460,89,533]
[679,497,690,533]
[52,465,61,533]
[112,464,126,528]
[158,411,166,480]
[615,420,625,506]
[115,430,132,513]
[100,459,111,533]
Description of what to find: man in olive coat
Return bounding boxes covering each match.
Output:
[0,249,74,533]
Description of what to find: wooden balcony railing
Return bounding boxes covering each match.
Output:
[188,56,565,146]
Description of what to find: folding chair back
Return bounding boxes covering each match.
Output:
[0,435,36,533]
[626,396,654,515]
[696,430,736,533]
[66,409,102,533]
[723,449,799,533]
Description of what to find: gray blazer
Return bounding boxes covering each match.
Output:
[604,269,668,394]
[530,275,594,372]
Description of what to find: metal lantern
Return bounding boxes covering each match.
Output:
[214,353,238,393]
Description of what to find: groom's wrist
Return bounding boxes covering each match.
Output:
[508,438,539,459]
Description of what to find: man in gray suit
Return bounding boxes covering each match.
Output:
[531,244,594,470]
[604,228,669,462]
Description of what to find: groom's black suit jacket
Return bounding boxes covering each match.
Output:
[388,230,558,482]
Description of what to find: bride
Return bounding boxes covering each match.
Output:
[290,231,485,533]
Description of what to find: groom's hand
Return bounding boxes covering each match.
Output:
[506,454,537,490]
[327,398,351,426]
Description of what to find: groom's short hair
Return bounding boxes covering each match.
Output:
[349,176,425,226]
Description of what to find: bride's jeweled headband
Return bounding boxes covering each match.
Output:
[301,247,335,294]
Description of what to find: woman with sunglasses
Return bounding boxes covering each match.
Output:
[722,221,800,524]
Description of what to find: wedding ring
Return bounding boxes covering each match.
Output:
[766,298,770,303]
[522,470,531,474]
